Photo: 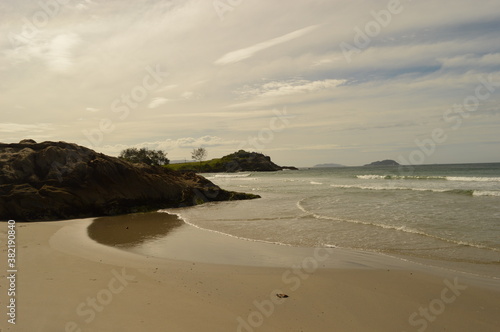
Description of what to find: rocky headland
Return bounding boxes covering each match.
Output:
[0,140,259,221]
[169,150,298,172]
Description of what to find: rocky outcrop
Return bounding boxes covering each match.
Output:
[219,150,297,172]
[364,160,400,166]
[172,150,298,172]
[0,140,259,221]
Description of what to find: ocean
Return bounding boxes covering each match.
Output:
[156,163,500,278]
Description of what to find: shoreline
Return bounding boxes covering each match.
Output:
[88,212,500,288]
[1,215,499,331]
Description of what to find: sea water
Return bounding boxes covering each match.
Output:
[161,163,500,278]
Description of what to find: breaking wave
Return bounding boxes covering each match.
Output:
[331,184,499,197]
[356,175,500,182]
[296,199,499,252]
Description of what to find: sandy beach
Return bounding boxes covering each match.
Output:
[1,215,499,332]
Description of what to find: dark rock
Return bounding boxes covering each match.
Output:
[175,150,298,172]
[220,150,284,172]
[0,141,259,221]
[19,139,37,144]
[364,160,400,166]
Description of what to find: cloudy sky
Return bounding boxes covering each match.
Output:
[1,0,499,167]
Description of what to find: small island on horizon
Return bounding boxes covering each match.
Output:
[364,159,400,166]
[313,163,346,168]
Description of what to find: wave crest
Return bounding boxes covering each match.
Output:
[356,175,500,182]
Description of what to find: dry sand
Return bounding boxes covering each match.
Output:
[0,216,499,332]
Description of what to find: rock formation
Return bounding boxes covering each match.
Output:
[171,150,298,172]
[0,140,259,221]
[364,160,400,166]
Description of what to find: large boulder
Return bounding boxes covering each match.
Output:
[0,140,259,221]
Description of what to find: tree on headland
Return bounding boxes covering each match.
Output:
[119,148,169,166]
[191,147,207,169]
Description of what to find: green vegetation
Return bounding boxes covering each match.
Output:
[119,148,169,166]
[166,157,225,172]
[165,150,289,173]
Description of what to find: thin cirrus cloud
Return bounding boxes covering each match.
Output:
[46,33,81,72]
[1,0,499,165]
[214,24,320,65]
[0,123,53,133]
[5,32,80,73]
[148,97,170,109]
[233,78,347,103]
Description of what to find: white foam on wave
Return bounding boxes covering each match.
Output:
[295,199,499,252]
[330,184,448,193]
[157,209,294,247]
[356,174,447,180]
[331,184,500,197]
[310,181,323,185]
[473,190,500,197]
[356,175,387,180]
[214,173,251,178]
[446,176,500,182]
[357,174,500,182]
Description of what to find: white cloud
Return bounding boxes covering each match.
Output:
[4,31,80,73]
[0,123,53,133]
[237,78,346,99]
[148,97,170,109]
[439,53,500,69]
[155,84,178,93]
[46,33,80,72]
[95,136,240,157]
[181,91,194,99]
[215,25,319,65]
[1,0,500,165]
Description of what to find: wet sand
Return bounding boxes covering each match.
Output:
[0,214,499,331]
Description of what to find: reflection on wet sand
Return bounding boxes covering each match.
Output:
[87,212,184,248]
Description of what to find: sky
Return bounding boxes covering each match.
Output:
[1,0,500,167]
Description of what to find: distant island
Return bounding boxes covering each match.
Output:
[314,163,345,168]
[167,150,298,172]
[364,159,400,166]
[0,140,259,221]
